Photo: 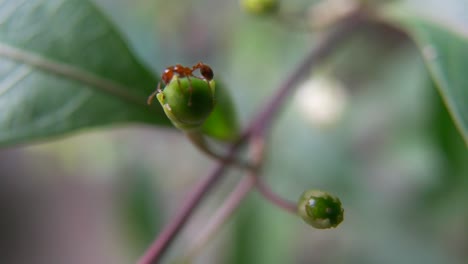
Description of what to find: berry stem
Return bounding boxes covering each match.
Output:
[138,13,365,264]
[137,136,248,264]
[180,134,265,261]
[178,134,299,262]
[255,177,297,214]
[185,131,255,170]
[184,175,256,260]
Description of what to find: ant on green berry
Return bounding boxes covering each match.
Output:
[147,62,214,106]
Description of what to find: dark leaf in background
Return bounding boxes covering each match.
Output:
[0,0,240,146]
[383,4,468,144]
[202,80,239,141]
[119,164,162,253]
[0,0,178,146]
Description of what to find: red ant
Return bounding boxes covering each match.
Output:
[147,62,214,106]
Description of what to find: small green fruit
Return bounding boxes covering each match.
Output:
[298,189,344,229]
[240,0,279,15]
[157,76,216,131]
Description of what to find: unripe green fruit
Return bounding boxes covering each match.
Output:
[298,190,344,229]
[157,76,216,131]
[240,0,279,15]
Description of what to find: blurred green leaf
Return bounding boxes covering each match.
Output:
[120,165,161,252]
[202,80,239,141]
[228,197,262,264]
[0,0,171,146]
[426,83,468,197]
[383,6,468,145]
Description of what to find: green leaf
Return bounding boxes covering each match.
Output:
[202,80,239,141]
[0,0,170,146]
[119,164,162,252]
[382,6,468,145]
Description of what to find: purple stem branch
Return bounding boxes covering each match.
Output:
[249,13,364,135]
[181,135,266,260]
[255,177,297,214]
[137,138,246,264]
[184,175,256,259]
[138,14,364,264]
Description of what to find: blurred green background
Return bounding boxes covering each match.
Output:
[0,0,467,263]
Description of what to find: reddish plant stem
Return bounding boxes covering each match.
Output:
[137,137,247,264]
[255,177,297,214]
[181,134,266,260]
[138,14,364,264]
[249,13,364,135]
[183,175,256,259]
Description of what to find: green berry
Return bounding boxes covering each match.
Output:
[157,76,216,131]
[297,190,344,229]
[240,0,279,15]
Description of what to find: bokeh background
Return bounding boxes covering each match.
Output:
[0,0,467,263]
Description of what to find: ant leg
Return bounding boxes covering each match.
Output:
[147,82,162,105]
[176,77,182,91]
[157,81,163,93]
[147,91,157,105]
[200,77,213,100]
[206,79,212,94]
[173,75,191,105]
[192,75,211,87]
[187,76,194,106]
[191,75,213,95]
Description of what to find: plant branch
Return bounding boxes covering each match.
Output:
[137,136,248,264]
[181,174,256,262]
[179,133,296,262]
[138,13,365,264]
[249,13,365,136]
[255,177,297,214]
[185,131,255,170]
[180,134,266,261]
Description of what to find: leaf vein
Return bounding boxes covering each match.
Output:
[0,42,150,108]
[0,0,26,25]
[32,89,93,129]
[0,64,31,97]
